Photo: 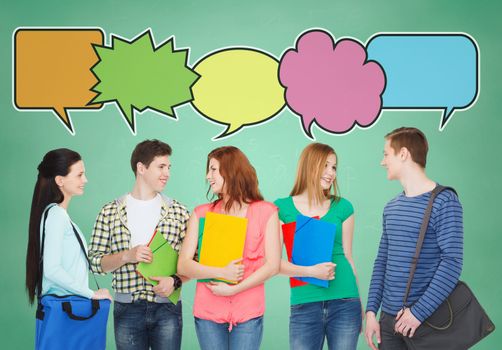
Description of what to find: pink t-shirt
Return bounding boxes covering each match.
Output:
[193,200,277,327]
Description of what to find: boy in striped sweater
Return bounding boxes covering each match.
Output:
[364,127,463,350]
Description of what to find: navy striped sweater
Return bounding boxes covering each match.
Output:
[366,188,463,322]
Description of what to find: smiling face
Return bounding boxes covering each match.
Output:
[320,153,337,190]
[206,158,225,195]
[381,139,403,180]
[139,155,171,193]
[56,160,87,198]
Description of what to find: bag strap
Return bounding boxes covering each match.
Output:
[69,222,100,290]
[402,185,457,306]
[37,205,100,305]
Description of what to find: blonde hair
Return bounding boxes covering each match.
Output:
[290,143,339,207]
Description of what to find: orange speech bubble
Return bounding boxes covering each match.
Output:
[14,28,104,134]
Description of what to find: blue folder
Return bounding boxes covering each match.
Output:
[291,214,336,288]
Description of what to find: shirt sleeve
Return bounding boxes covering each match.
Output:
[194,203,209,219]
[43,207,94,299]
[410,193,463,322]
[273,198,284,222]
[178,207,191,241]
[366,213,388,314]
[174,204,191,252]
[88,204,112,275]
[341,198,354,221]
[261,201,279,228]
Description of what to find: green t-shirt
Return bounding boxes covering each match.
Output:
[274,196,360,305]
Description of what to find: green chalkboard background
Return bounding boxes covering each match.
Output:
[1,0,500,348]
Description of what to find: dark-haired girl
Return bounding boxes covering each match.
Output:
[26,148,111,305]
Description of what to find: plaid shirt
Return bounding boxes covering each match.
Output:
[88,194,190,302]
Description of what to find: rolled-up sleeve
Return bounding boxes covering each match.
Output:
[88,206,112,275]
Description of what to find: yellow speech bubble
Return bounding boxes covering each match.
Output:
[191,48,285,138]
[14,28,104,134]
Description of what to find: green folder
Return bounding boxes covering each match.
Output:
[198,218,206,258]
[197,218,213,283]
[137,230,181,304]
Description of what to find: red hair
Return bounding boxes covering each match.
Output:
[206,146,263,212]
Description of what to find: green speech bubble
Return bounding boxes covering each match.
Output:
[91,29,199,133]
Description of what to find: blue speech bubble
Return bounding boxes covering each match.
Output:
[366,34,479,130]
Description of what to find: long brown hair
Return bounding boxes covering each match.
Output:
[206,146,263,212]
[290,143,339,206]
[26,148,81,304]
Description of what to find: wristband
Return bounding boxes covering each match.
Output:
[171,274,182,290]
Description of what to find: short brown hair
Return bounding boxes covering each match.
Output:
[290,143,339,206]
[207,146,263,212]
[385,127,428,168]
[130,139,172,176]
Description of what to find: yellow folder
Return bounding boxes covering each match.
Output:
[199,211,248,284]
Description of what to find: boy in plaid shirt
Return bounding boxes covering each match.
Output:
[89,140,190,350]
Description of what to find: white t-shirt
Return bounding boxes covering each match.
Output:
[126,193,162,247]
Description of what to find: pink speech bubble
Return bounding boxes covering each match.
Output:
[279,30,385,137]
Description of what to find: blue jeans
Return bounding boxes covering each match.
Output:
[114,300,182,350]
[289,298,362,350]
[194,316,263,350]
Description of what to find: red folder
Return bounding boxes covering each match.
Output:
[282,216,320,288]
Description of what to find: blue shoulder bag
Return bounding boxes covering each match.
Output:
[35,206,111,350]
